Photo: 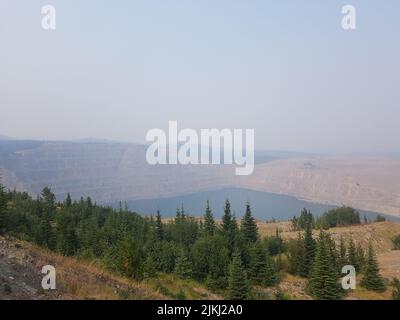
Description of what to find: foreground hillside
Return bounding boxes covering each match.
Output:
[1,185,399,300]
[0,235,165,300]
[1,219,399,300]
[0,235,222,300]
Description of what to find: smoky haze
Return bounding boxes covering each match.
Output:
[0,0,399,153]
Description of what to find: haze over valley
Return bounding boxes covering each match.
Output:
[1,138,399,220]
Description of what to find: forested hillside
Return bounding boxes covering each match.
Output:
[0,183,399,300]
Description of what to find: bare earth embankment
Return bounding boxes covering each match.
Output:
[0,235,165,300]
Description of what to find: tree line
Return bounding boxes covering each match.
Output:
[0,184,395,300]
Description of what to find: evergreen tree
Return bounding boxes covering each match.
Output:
[264,250,279,287]
[240,202,259,244]
[226,250,251,300]
[143,255,157,278]
[360,243,385,292]
[307,232,343,300]
[155,209,164,241]
[221,200,237,256]
[347,238,358,271]
[174,250,192,279]
[41,187,56,215]
[288,232,306,275]
[338,237,347,270]
[65,193,72,207]
[203,200,215,236]
[356,243,366,272]
[37,212,56,250]
[251,237,281,284]
[249,242,267,283]
[222,199,233,233]
[175,206,181,220]
[326,233,339,274]
[180,204,186,219]
[301,219,316,277]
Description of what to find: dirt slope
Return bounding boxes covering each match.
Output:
[0,235,164,300]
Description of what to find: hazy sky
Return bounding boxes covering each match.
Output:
[1,0,399,153]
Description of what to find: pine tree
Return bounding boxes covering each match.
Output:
[338,237,347,270]
[356,243,366,272]
[326,233,339,275]
[64,193,72,207]
[226,250,251,300]
[347,238,358,271]
[41,187,56,214]
[221,200,237,256]
[155,209,164,241]
[38,212,56,250]
[301,219,316,277]
[143,255,157,278]
[249,242,267,283]
[307,232,342,300]
[288,232,306,275]
[264,250,279,287]
[176,207,181,220]
[222,199,233,233]
[240,202,259,244]
[174,250,192,279]
[179,204,186,220]
[360,243,385,292]
[204,200,215,236]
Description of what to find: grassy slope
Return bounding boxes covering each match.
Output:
[1,221,399,300]
[258,220,400,299]
[0,235,217,300]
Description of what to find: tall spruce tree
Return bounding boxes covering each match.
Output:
[155,209,164,241]
[347,238,358,271]
[227,250,251,300]
[204,200,215,236]
[249,242,267,283]
[240,202,259,244]
[174,250,192,279]
[65,193,72,207]
[338,237,347,270]
[264,250,279,287]
[222,199,233,233]
[288,232,306,275]
[221,200,237,256]
[301,218,316,277]
[356,243,366,272]
[360,243,385,292]
[307,232,342,300]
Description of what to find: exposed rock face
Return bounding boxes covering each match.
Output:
[236,156,400,217]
